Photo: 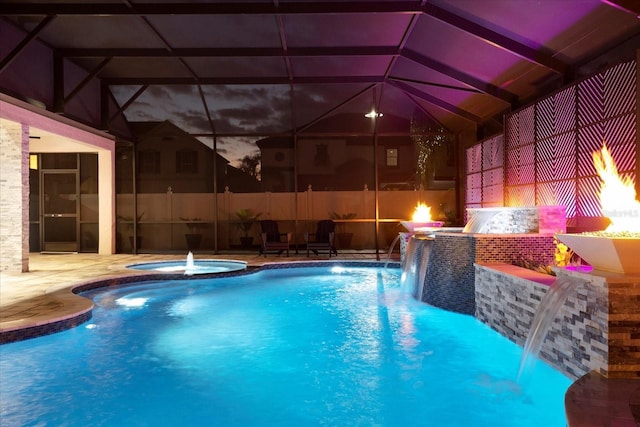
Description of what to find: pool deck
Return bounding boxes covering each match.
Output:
[1,251,639,426]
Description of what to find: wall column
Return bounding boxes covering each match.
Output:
[97,148,115,254]
[0,119,29,272]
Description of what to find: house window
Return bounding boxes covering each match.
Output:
[386,148,398,167]
[139,150,160,174]
[314,144,329,166]
[176,150,198,174]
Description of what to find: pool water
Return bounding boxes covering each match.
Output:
[0,266,571,426]
[126,259,247,274]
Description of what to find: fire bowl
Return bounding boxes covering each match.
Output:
[555,233,640,275]
[401,221,444,233]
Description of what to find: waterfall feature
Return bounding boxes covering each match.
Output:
[384,234,402,269]
[462,209,500,233]
[401,236,434,301]
[517,275,585,383]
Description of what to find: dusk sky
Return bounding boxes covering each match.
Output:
[111,82,383,167]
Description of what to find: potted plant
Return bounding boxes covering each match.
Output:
[235,208,262,248]
[180,217,209,250]
[330,211,356,249]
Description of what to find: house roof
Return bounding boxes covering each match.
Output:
[130,120,231,164]
[1,1,639,142]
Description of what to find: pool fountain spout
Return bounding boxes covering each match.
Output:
[186,251,195,270]
[126,256,247,275]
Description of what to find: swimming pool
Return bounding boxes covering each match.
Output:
[0,264,571,426]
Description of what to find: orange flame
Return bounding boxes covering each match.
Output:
[592,143,640,232]
[411,203,433,222]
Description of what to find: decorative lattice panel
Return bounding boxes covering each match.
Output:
[537,97,555,140]
[537,132,576,162]
[519,106,536,145]
[578,73,604,127]
[505,185,535,207]
[577,177,602,217]
[577,122,606,155]
[505,144,535,185]
[578,133,636,177]
[537,87,576,139]
[537,155,576,182]
[604,141,637,173]
[482,184,504,206]
[605,114,636,147]
[466,173,482,204]
[505,116,519,149]
[482,168,503,186]
[604,60,636,118]
[466,144,482,174]
[555,87,577,134]
[505,106,535,148]
[465,58,637,227]
[482,135,503,170]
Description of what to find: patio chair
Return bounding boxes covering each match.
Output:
[260,220,291,257]
[305,219,337,257]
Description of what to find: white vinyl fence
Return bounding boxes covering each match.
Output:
[116,188,456,252]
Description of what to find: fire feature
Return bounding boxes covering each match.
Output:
[400,202,444,233]
[556,143,640,274]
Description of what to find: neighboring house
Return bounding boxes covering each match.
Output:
[255,136,295,192]
[257,113,455,192]
[117,121,260,194]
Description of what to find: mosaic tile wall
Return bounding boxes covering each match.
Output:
[425,234,476,314]
[421,232,557,314]
[476,264,640,379]
[474,234,556,266]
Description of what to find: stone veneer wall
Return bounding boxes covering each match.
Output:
[474,264,602,379]
[466,205,566,234]
[423,232,556,314]
[476,264,640,379]
[561,267,640,379]
[0,120,29,272]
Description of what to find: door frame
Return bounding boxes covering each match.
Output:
[41,166,80,253]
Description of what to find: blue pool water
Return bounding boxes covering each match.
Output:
[0,265,571,426]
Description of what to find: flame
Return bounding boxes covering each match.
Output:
[592,143,640,232]
[411,203,433,222]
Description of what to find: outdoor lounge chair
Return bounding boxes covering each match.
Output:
[305,219,337,257]
[260,220,291,257]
